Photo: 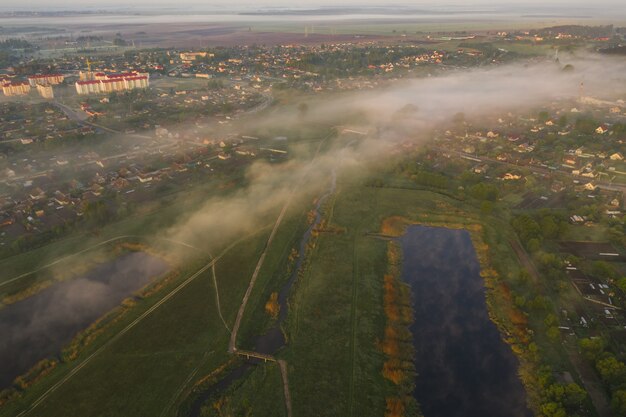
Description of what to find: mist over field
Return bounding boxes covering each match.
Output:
[0,252,168,388]
[164,54,626,251]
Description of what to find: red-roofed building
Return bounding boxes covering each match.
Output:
[75,80,102,95]
[75,72,149,95]
[2,81,30,96]
[27,74,64,87]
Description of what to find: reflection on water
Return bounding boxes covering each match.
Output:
[0,251,168,389]
[400,226,530,417]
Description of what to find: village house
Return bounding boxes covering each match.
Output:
[595,124,609,135]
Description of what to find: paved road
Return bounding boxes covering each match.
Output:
[52,100,88,123]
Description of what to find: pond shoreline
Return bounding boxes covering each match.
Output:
[380,216,535,416]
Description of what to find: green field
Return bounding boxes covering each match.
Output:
[0,152,325,417]
[282,183,389,417]
[0,223,267,417]
[214,164,539,416]
[1,110,610,417]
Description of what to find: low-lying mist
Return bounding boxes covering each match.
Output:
[0,252,168,389]
[164,53,626,253]
[4,51,624,391]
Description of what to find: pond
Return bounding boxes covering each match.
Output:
[399,225,531,417]
[0,251,169,389]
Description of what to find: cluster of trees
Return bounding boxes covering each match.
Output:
[1,195,132,260]
[7,227,69,257]
[75,35,103,43]
[409,169,449,190]
[600,46,626,56]
[511,211,568,251]
[0,38,36,67]
[511,212,572,291]
[468,182,499,201]
[580,337,626,415]
[286,46,430,77]
[575,117,600,135]
[113,33,128,46]
[83,200,113,227]
[538,24,614,38]
[207,79,225,90]
[537,371,589,417]
[0,38,34,50]
[510,288,590,416]
[395,160,453,192]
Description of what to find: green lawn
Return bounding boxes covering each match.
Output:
[563,223,611,242]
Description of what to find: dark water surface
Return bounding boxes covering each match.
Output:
[399,226,531,417]
[0,251,168,389]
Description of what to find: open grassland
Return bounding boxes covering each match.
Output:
[263,166,586,417]
[0,171,312,416]
[0,223,275,417]
[191,361,287,417]
[151,77,213,92]
[281,183,388,417]
[276,178,512,417]
[0,121,333,416]
[235,200,314,348]
[0,155,323,417]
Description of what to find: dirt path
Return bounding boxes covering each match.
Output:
[509,238,544,290]
[278,360,293,417]
[228,190,295,353]
[211,263,231,333]
[226,136,330,417]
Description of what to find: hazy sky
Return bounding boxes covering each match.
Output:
[4,0,625,10]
